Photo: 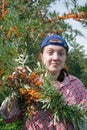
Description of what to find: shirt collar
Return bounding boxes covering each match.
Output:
[59,74,77,89]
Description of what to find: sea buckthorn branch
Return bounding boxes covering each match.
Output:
[39,76,87,130]
[58,12,87,21]
[38,9,44,24]
[0,0,8,18]
[4,63,87,129]
[46,12,87,24]
[7,66,43,118]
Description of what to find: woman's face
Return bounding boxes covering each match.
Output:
[41,45,67,75]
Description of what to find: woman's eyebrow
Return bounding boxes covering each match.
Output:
[46,48,54,50]
[59,49,65,51]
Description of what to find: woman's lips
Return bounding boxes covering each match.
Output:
[51,63,59,66]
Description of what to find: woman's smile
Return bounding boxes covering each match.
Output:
[51,62,59,67]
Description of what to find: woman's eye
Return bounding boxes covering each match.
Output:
[48,51,53,55]
[58,52,65,55]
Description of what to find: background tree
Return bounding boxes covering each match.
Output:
[66,41,87,87]
[63,0,87,87]
[78,2,87,27]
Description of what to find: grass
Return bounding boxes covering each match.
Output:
[0,116,24,130]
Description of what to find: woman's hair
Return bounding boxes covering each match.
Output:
[57,68,69,82]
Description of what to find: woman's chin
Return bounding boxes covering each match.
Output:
[49,70,59,75]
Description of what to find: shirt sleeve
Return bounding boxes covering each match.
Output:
[73,78,87,109]
[0,95,22,123]
[61,75,87,110]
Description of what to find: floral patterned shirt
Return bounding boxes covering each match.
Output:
[23,75,87,130]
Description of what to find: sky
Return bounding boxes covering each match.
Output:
[49,0,87,55]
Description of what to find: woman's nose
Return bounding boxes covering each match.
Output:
[53,52,59,60]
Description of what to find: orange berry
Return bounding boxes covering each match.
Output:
[58,15,63,20]
[40,32,45,38]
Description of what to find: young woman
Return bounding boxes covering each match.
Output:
[0,34,87,130]
[23,34,87,130]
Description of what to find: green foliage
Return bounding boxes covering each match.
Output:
[78,4,87,13]
[39,75,87,130]
[0,42,19,74]
[63,0,79,13]
[66,42,87,83]
[78,4,87,27]
[0,117,23,130]
[64,0,87,27]
[81,72,87,88]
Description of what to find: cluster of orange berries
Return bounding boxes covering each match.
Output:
[0,0,8,18]
[48,12,86,23]
[8,67,43,117]
[58,12,86,21]
[6,26,21,39]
